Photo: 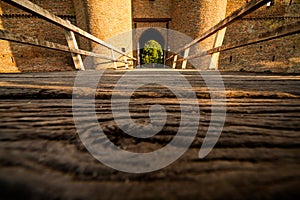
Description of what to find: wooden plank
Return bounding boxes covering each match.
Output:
[111,49,118,69]
[2,0,136,61]
[124,57,129,69]
[172,55,178,69]
[209,20,300,55]
[0,29,129,64]
[179,21,300,62]
[65,28,85,70]
[167,0,270,60]
[133,18,172,22]
[209,28,227,70]
[0,29,71,52]
[181,48,190,69]
[0,71,299,199]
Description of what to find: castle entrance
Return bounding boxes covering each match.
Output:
[139,28,165,66]
[133,18,171,67]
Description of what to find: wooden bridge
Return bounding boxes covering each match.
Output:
[0,0,300,199]
[0,70,299,199]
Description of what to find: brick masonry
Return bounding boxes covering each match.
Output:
[0,0,76,72]
[219,0,300,73]
[0,0,299,73]
[84,0,132,47]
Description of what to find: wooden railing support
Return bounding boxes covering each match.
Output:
[2,0,136,62]
[180,21,300,62]
[124,57,129,69]
[209,28,227,70]
[166,0,270,63]
[172,55,178,69]
[111,49,117,69]
[65,21,85,70]
[0,29,128,63]
[182,48,190,69]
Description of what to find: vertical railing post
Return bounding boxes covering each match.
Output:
[172,55,178,69]
[111,49,118,70]
[122,48,129,69]
[182,48,190,69]
[124,57,129,69]
[65,21,85,70]
[209,27,227,70]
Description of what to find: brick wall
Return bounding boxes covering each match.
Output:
[219,0,300,73]
[133,0,172,19]
[80,0,132,69]
[170,0,227,69]
[85,0,132,44]
[71,0,90,52]
[0,0,299,73]
[0,0,76,72]
[171,0,227,68]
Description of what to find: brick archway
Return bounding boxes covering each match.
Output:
[138,28,165,66]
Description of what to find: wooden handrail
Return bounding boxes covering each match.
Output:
[176,21,300,62]
[2,0,136,61]
[167,0,270,61]
[0,29,129,64]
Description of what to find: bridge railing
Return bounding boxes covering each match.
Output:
[0,0,136,71]
[167,0,300,70]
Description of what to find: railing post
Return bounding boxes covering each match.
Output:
[182,48,190,69]
[111,49,118,69]
[209,28,227,70]
[124,57,129,69]
[65,22,85,70]
[172,55,178,69]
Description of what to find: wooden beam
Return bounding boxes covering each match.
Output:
[124,57,129,69]
[172,55,178,69]
[178,21,300,62]
[111,49,118,69]
[209,28,227,70]
[181,48,190,69]
[133,18,172,22]
[0,29,128,63]
[65,28,85,70]
[168,0,270,59]
[2,0,136,61]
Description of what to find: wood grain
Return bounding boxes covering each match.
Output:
[0,71,299,199]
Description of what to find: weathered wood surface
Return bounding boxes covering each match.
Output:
[0,70,299,199]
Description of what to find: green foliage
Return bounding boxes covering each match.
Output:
[142,40,163,64]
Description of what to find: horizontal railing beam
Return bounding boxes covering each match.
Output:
[177,21,300,62]
[0,29,129,63]
[2,0,136,61]
[167,0,270,61]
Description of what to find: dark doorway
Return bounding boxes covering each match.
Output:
[138,28,165,65]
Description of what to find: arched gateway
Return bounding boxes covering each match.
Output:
[138,28,165,66]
